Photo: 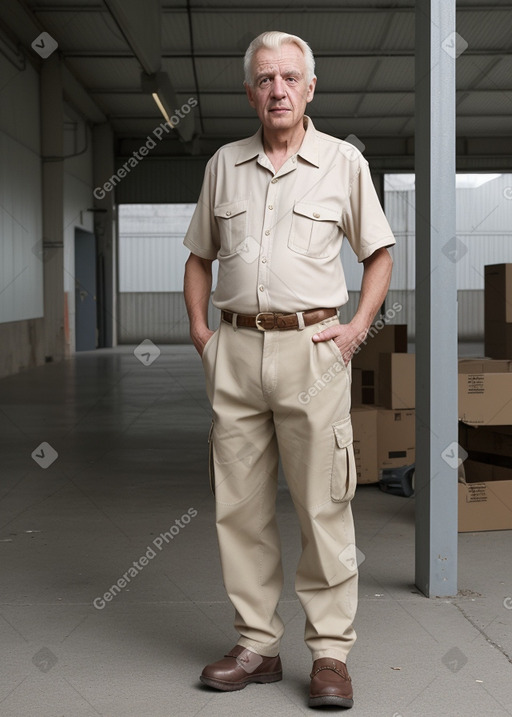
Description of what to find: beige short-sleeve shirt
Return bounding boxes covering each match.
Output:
[183,116,395,313]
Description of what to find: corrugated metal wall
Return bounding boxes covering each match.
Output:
[117,173,512,344]
[384,174,512,339]
[118,292,219,344]
[0,55,43,324]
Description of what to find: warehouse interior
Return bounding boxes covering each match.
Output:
[1,1,511,715]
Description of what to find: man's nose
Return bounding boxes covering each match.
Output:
[271,76,286,98]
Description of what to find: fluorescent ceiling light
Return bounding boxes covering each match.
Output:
[151,92,173,127]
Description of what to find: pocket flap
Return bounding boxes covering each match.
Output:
[214,199,248,219]
[293,202,340,223]
[333,416,353,449]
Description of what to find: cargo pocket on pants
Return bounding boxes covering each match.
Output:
[330,415,357,502]
[208,419,215,497]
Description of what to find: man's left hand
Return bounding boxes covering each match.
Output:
[312,321,368,365]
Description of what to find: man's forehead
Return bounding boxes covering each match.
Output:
[252,45,306,73]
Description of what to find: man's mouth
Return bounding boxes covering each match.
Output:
[269,107,290,113]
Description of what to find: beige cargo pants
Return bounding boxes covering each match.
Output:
[201,314,358,663]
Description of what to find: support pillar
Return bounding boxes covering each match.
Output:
[414,0,458,597]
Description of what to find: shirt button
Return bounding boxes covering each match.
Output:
[268,205,273,210]
[262,257,267,263]
[271,178,278,184]
[226,211,231,216]
[265,229,270,236]
[259,285,264,292]
[313,212,320,218]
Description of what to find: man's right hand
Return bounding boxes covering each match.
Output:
[191,327,215,358]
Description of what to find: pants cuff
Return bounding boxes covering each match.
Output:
[311,648,350,663]
[237,637,281,658]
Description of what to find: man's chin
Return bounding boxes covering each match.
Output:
[264,111,295,127]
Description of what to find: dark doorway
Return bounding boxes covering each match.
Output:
[74,228,97,351]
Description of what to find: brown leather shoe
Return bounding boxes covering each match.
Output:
[309,658,353,708]
[200,645,282,692]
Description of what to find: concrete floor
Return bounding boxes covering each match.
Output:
[0,345,511,717]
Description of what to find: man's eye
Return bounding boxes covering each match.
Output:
[260,78,270,86]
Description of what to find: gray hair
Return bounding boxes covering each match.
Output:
[243,31,316,86]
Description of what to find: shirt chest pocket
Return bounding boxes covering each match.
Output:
[214,199,249,256]
[288,202,341,258]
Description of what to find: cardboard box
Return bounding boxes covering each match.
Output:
[458,359,512,425]
[377,408,415,469]
[352,325,407,405]
[485,320,512,359]
[484,263,512,325]
[351,406,379,484]
[351,368,363,406]
[378,353,415,409]
[458,461,512,532]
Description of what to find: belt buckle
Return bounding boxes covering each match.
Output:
[255,312,274,331]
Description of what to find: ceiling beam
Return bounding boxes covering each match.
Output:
[88,88,512,96]
[30,3,512,12]
[62,50,512,59]
[103,0,161,75]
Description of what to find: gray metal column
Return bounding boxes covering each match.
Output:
[415,0,458,597]
[41,54,66,361]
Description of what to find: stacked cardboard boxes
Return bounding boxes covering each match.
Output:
[458,302,512,529]
[484,264,512,359]
[457,264,512,530]
[351,325,416,484]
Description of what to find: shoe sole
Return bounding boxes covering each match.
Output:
[309,694,354,709]
[200,672,283,692]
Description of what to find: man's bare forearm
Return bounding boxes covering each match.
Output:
[184,253,214,354]
[351,247,393,337]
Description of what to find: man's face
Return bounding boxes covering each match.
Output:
[245,43,316,133]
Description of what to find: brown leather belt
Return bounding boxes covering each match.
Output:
[221,307,337,331]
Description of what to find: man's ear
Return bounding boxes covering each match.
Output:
[306,76,317,104]
[244,81,256,109]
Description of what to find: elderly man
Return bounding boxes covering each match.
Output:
[183,31,394,709]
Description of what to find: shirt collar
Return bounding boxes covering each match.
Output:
[235,115,320,168]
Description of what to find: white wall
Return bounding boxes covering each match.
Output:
[118,204,219,292]
[0,54,43,323]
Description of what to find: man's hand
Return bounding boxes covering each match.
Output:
[312,248,393,364]
[192,327,215,358]
[312,320,368,365]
